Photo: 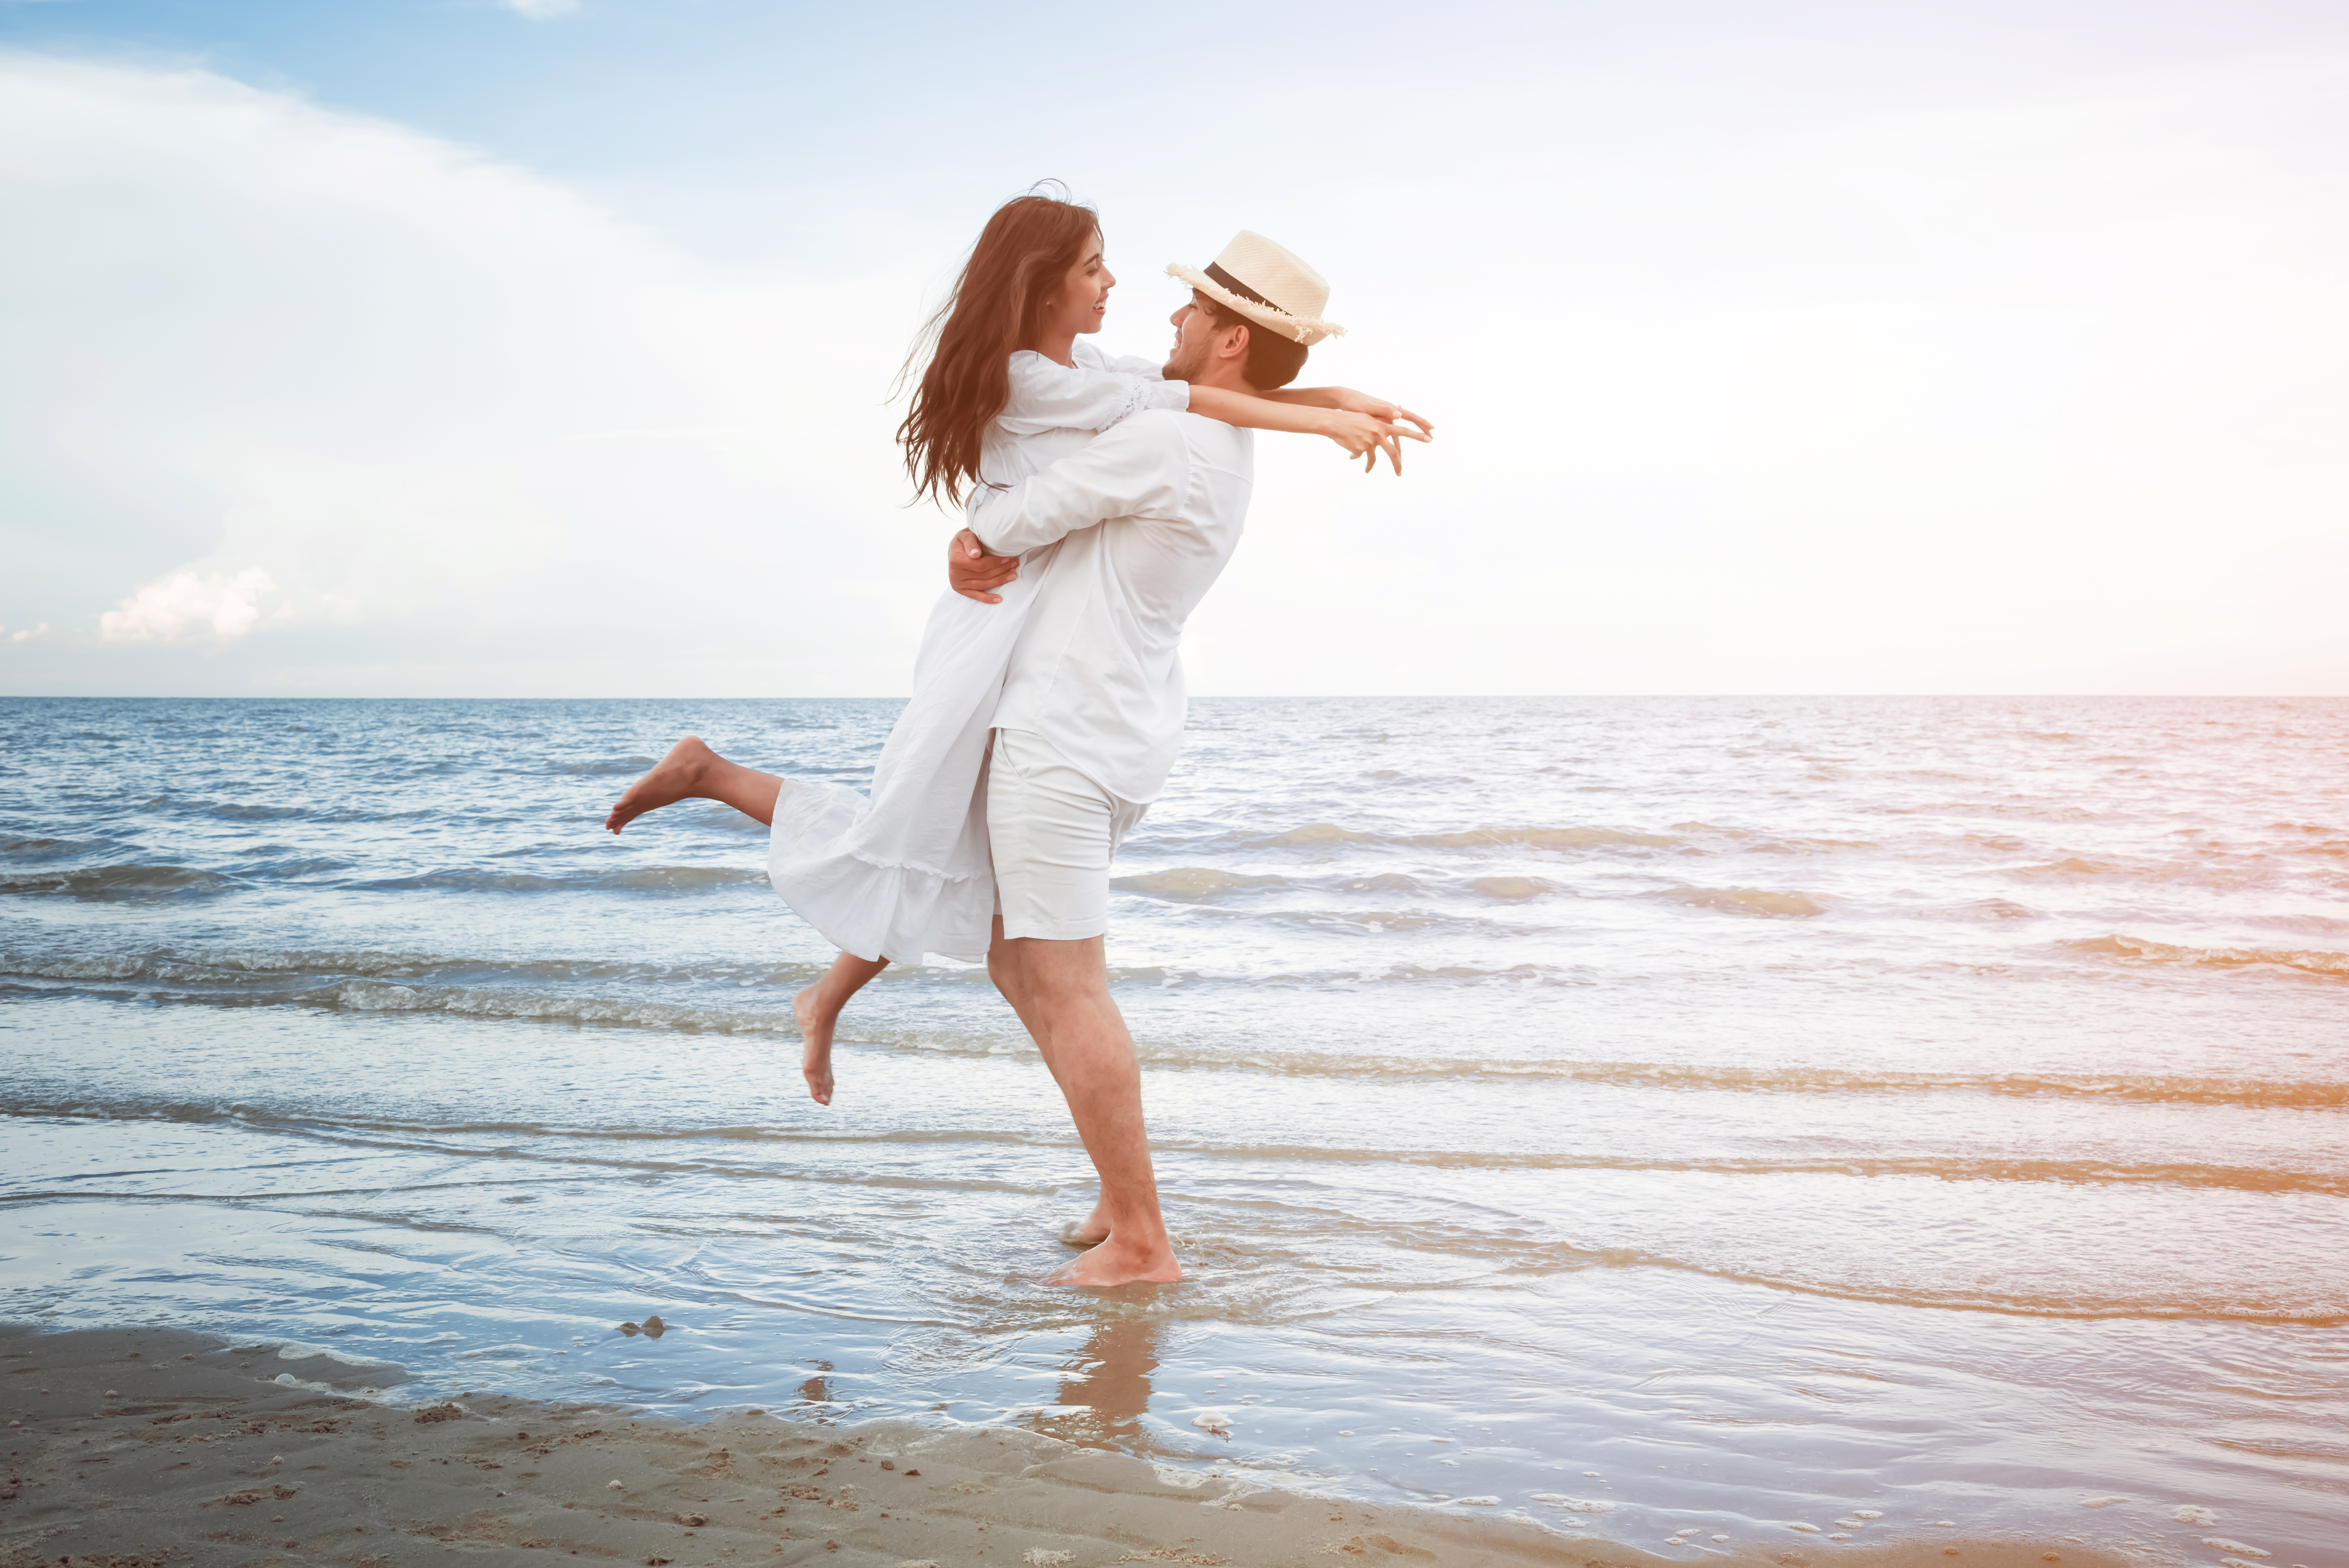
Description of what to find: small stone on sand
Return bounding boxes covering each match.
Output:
[1192,1409,1231,1434]
[1854,1510,1882,1519]
[2172,1506,2219,1525]
[608,1480,625,1491]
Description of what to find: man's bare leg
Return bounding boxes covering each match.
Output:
[988,929,1179,1286]
[794,952,887,1106]
[986,920,1112,1248]
[605,736,781,833]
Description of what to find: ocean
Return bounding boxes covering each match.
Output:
[3,694,2343,1561]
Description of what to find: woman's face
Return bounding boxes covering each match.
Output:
[1037,230,1114,342]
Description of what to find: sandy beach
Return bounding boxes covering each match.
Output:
[1,1326,2137,1568]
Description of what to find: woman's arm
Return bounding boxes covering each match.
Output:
[1185,384,1431,475]
[1254,385,1434,438]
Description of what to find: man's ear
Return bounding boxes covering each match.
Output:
[1220,321,1251,362]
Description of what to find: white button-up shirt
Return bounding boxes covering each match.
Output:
[969,409,1255,804]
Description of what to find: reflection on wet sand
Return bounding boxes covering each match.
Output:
[1028,1319,1160,1450]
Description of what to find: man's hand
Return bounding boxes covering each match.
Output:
[949,528,1019,604]
[1318,409,1434,475]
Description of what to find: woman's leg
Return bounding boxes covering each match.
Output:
[605,739,868,1103]
[793,952,887,1106]
[604,736,781,833]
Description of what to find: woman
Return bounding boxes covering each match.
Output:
[605,188,1426,1105]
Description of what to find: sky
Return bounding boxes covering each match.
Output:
[3,0,2345,697]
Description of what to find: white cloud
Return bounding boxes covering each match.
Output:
[0,52,937,695]
[100,569,278,643]
[500,0,580,18]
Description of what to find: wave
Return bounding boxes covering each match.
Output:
[0,835,114,861]
[0,945,823,988]
[11,951,2348,1105]
[1914,898,2040,921]
[1652,885,1826,918]
[554,756,656,776]
[1113,868,1289,900]
[0,864,242,899]
[1412,826,1681,851]
[1232,821,1881,859]
[8,1103,2345,1324]
[349,865,768,894]
[12,1096,2345,1200]
[1469,876,1548,900]
[2067,934,2349,980]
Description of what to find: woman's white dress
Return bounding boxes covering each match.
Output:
[764,342,1187,964]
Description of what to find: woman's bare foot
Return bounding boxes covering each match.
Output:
[793,986,834,1107]
[605,736,717,834]
[1044,1233,1182,1287]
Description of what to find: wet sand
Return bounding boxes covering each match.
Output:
[1,1327,2135,1568]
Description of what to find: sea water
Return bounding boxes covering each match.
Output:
[3,695,2343,1560]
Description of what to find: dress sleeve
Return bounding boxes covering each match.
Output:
[969,415,1189,557]
[997,352,1190,437]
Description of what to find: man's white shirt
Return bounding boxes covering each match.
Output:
[969,408,1255,805]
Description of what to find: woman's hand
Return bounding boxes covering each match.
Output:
[1318,409,1434,475]
[1327,388,1433,440]
[949,528,1019,604]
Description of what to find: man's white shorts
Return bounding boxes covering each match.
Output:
[986,727,1148,942]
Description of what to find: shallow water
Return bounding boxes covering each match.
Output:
[3,695,2344,1560]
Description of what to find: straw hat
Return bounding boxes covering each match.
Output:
[1166,230,1346,346]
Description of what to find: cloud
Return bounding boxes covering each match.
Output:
[499,0,579,17]
[100,569,278,643]
[0,51,936,695]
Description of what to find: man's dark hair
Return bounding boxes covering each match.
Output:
[1196,292,1309,390]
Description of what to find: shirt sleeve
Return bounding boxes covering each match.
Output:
[997,352,1190,437]
[970,414,1190,557]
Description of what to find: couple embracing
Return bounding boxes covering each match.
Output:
[606,189,1429,1287]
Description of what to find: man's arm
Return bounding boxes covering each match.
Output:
[966,415,1187,558]
[948,528,1018,604]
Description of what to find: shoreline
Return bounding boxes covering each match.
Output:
[1,1325,2135,1568]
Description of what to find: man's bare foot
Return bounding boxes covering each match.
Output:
[793,986,834,1107]
[605,736,716,834]
[1044,1235,1181,1287]
[1057,1200,1112,1249]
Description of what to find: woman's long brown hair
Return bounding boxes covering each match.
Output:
[897,188,1101,510]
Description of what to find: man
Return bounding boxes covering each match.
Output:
[945,232,1356,1286]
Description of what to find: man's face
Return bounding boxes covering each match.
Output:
[1163,292,1237,381]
